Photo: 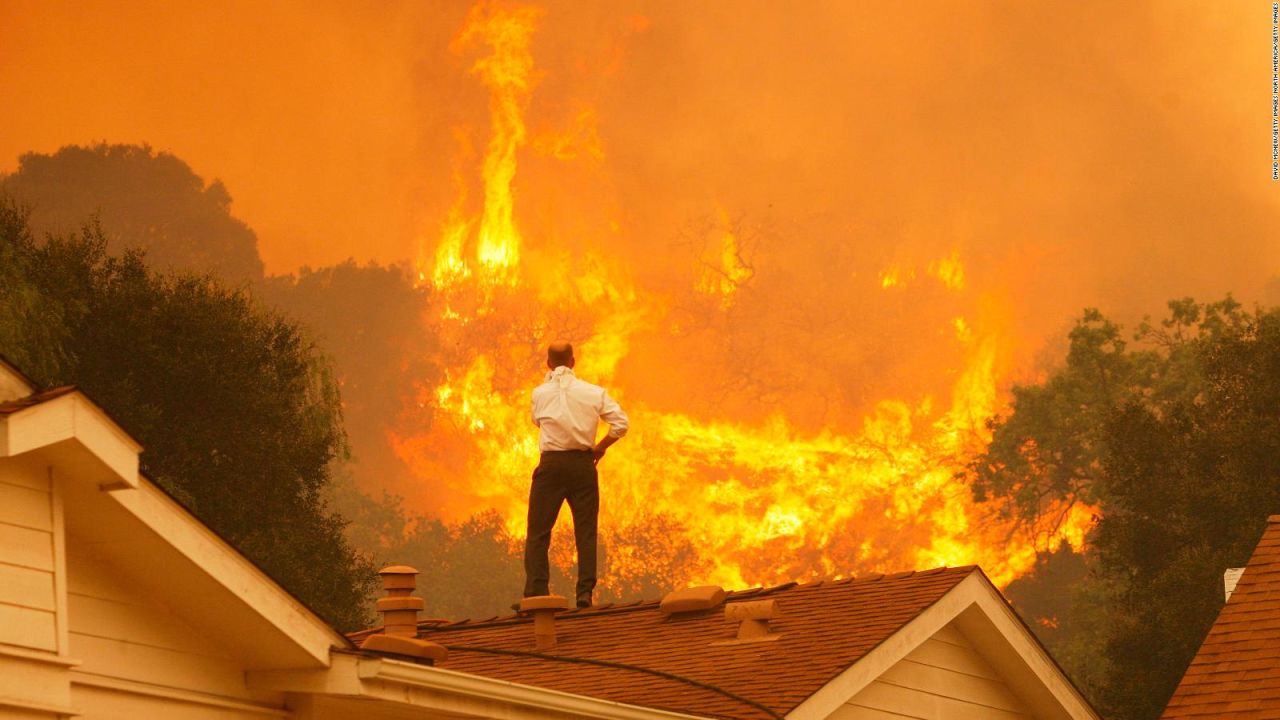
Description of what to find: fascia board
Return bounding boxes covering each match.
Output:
[955,573,1099,720]
[103,478,349,666]
[366,653,711,712]
[784,571,1098,720]
[365,655,716,720]
[253,652,715,720]
[1,392,139,489]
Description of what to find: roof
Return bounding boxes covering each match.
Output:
[351,567,976,720]
[0,384,76,414]
[1162,515,1280,719]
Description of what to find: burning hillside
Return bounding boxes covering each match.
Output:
[388,0,1092,592]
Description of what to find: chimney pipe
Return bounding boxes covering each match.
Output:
[377,565,425,636]
[360,565,448,664]
[519,595,568,651]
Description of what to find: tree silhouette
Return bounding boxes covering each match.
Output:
[2,143,264,282]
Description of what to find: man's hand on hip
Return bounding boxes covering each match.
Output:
[593,433,620,466]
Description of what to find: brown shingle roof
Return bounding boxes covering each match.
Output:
[351,566,976,720]
[1163,515,1280,719]
[0,385,76,415]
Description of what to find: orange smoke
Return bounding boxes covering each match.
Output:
[391,1,1093,591]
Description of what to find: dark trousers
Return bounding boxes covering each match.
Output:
[523,450,598,606]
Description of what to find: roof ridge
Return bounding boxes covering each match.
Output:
[728,565,977,596]
[346,565,979,637]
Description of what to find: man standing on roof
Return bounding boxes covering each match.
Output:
[524,342,629,609]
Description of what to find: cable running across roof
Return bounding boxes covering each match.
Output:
[442,645,785,720]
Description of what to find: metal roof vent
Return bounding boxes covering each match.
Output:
[519,595,569,651]
[360,565,448,664]
[1224,567,1245,602]
[723,599,780,642]
[660,585,726,614]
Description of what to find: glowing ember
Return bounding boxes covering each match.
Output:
[392,0,1092,594]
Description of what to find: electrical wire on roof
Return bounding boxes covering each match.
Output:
[443,645,785,720]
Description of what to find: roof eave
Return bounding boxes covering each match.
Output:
[251,650,718,720]
[0,390,140,489]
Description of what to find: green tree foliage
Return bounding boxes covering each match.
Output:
[971,298,1280,719]
[1003,542,1114,700]
[1094,306,1280,718]
[410,511,529,619]
[0,207,67,377]
[1,144,264,282]
[0,202,374,630]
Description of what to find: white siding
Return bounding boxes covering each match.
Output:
[0,457,75,718]
[0,523,54,576]
[835,623,1032,720]
[0,481,54,531]
[65,539,286,715]
[0,459,57,653]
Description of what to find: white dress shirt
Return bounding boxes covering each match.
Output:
[531,366,629,451]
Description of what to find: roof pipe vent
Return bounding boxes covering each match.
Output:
[520,595,569,651]
[725,599,779,641]
[376,565,424,637]
[1224,567,1245,602]
[660,585,726,615]
[360,565,448,664]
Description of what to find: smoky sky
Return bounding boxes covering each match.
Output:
[2,0,1277,376]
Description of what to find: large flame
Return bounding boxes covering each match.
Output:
[393,0,1092,594]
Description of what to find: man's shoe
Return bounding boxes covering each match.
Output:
[576,600,591,609]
